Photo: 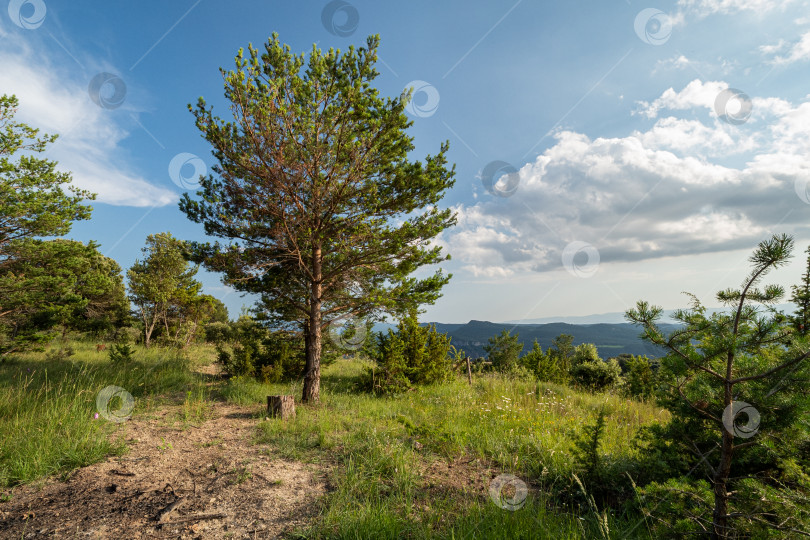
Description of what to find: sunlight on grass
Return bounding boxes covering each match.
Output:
[0,339,212,487]
[235,358,667,538]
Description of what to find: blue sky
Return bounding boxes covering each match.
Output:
[3,0,810,323]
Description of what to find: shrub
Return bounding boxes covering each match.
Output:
[365,311,453,394]
[44,345,74,361]
[522,339,568,383]
[569,344,621,391]
[203,321,232,345]
[570,360,621,392]
[572,408,607,484]
[483,330,523,372]
[623,355,658,399]
[108,333,135,364]
[214,315,331,381]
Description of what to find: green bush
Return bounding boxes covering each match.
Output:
[108,333,135,364]
[623,355,659,399]
[214,315,332,381]
[569,344,621,391]
[203,321,232,345]
[483,329,523,373]
[521,339,568,383]
[364,311,453,394]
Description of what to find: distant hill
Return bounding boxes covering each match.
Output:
[370,303,797,359]
[431,320,681,359]
[369,320,681,359]
[503,304,796,325]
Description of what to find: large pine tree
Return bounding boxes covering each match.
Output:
[180,35,456,402]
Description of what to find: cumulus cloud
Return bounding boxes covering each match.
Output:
[0,33,177,207]
[442,80,810,277]
[635,80,727,118]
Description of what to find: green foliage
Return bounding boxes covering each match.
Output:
[569,344,621,391]
[44,345,74,362]
[790,245,810,335]
[0,96,97,356]
[179,34,457,402]
[523,339,568,383]
[365,311,453,394]
[627,233,810,538]
[214,315,323,382]
[128,232,208,348]
[634,478,715,538]
[572,408,607,485]
[483,329,524,373]
[623,355,659,399]
[0,95,94,254]
[0,239,126,357]
[549,333,575,375]
[570,359,622,391]
[108,332,135,364]
[203,321,232,345]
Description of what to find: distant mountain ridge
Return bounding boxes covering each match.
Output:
[430,320,680,359]
[372,320,680,359]
[370,304,796,359]
[502,304,795,325]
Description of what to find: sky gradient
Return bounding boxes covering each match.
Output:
[2,0,810,323]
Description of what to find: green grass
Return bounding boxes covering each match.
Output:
[1,341,667,538]
[0,339,212,487]
[231,358,667,538]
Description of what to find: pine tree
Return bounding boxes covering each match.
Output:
[180,35,456,402]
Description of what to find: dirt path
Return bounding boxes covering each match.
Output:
[0,398,328,539]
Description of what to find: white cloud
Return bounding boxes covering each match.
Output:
[653,55,737,77]
[444,80,810,277]
[771,31,810,64]
[0,36,177,207]
[636,79,727,118]
[677,0,794,17]
[759,39,787,55]
[652,55,692,74]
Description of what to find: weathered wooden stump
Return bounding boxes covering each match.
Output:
[267,395,295,420]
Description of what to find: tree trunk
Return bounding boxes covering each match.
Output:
[144,313,157,349]
[302,246,323,403]
[712,429,734,539]
[302,306,322,403]
[712,380,735,539]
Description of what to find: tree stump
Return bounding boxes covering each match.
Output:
[267,395,295,420]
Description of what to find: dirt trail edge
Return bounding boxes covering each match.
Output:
[0,399,327,539]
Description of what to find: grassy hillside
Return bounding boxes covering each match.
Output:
[231,359,668,538]
[0,340,675,538]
